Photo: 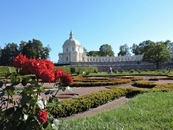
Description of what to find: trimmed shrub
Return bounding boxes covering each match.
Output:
[133,80,156,88]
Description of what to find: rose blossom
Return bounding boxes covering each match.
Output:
[13,54,28,68]
[54,68,64,82]
[39,69,55,82]
[60,73,73,86]
[37,110,48,124]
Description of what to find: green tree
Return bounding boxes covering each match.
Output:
[130,43,141,55]
[143,41,171,69]
[99,44,114,56]
[130,40,152,55]
[86,51,100,56]
[0,43,20,66]
[163,40,173,50]
[118,44,130,56]
[21,39,51,59]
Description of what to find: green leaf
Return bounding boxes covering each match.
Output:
[30,99,37,106]
[21,77,30,86]
[5,107,14,117]
[0,81,3,88]
[43,121,49,128]
[30,79,38,85]
[10,75,16,83]
[39,87,45,92]
[13,108,22,121]
[7,87,15,96]
[20,95,30,106]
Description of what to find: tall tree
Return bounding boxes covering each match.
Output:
[130,43,141,55]
[19,41,27,52]
[143,41,171,69]
[118,44,130,56]
[86,51,100,56]
[0,43,19,66]
[99,44,114,56]
[163,40,173,50]
[21,39,51,59]
[130,40,152,55]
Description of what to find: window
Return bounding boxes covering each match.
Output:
[66,57,68,61]
[66,48,68,52]
[72,47,74,51]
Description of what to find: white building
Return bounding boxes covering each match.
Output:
[58,31,143,64]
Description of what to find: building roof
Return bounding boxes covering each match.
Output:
[63,31,81,46]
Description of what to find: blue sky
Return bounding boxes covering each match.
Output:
[0,0,173,63]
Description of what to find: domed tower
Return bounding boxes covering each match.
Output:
[58,31,85,64]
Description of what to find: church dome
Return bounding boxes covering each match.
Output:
[63,31,81,46]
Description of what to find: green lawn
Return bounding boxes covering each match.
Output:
[58,92,173,130]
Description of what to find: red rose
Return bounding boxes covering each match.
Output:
[60,73,73,86]
[37,110,48,124]
[54,68,64,82]
[22,59,37,74]
[13,54,28,68]
[44,60,54,70]
[39,69,55,82]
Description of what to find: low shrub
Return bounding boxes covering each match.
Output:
[133,80,156,88]
[47,88,128,118]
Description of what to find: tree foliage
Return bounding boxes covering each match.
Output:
[0,43,20,66]
[0,39,51,66]
[143,41,171,69]
[118,44,130,56]
[130,40,152,55]
[21,39,51,59]
[99,44,114,56]
[86,51,100,56]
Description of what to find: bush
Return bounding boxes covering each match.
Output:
[133,80,156,88]
[48,88,127,118]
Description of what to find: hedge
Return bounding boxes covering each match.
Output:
[47,88,149,118]
[0,66,16,77]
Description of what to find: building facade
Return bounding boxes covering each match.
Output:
[58,31,173,71]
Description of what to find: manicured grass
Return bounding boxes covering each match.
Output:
[58,92,173,130]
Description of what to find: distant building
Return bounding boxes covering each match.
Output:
[58,31,173,71]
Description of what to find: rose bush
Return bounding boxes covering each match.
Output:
[0,54,73,130]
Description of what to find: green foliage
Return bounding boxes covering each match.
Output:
[118,44,130,56]
[0,73,62,130]
[143,41,171,69]
[70,78,131,87]
[99,44,114,56]
[0,39,51,66]
[60,92,173,129]
[86,50,100,56]
[48,88,127,118]
[133,80,156,88]
[21,39,51,59]
[0,66,17,77]
[70,67,98,74]
[0,43,20,66]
